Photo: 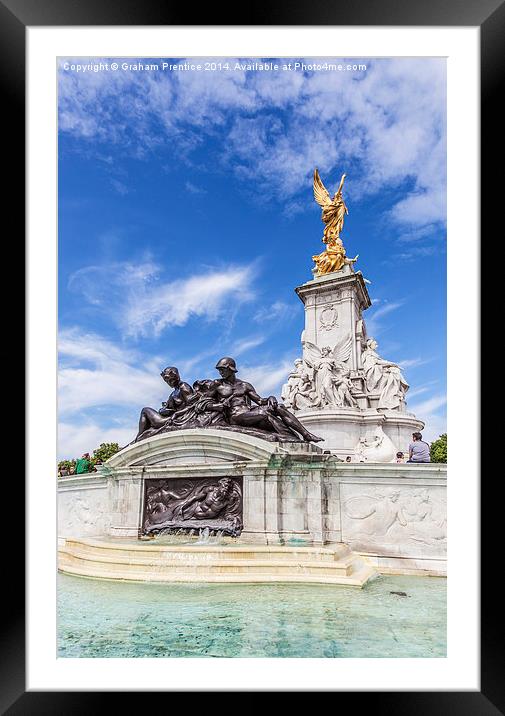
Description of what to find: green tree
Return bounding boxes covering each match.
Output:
[430,433,447,463]
[92,442,120,466]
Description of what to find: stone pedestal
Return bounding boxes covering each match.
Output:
[296,265,371,374]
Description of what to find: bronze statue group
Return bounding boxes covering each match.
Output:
[135,357,323,444]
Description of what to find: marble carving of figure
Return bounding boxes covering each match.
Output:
[281,359,316,411]
[361,338,409,410]
[377,365,409,411]
[303,336,353,407]
[344,487,408,536]
[331,367,358,408]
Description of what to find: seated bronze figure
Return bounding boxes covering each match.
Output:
[134,357,322,444]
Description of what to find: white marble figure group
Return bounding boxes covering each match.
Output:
[281,335,409,412]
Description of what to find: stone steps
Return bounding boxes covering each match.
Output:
[58,538,376,587]
[60,549,356,576]
[61,538,350,562]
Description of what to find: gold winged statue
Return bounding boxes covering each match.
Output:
[312,168,358,276]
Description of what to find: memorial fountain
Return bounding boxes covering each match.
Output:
[58,169,446,587]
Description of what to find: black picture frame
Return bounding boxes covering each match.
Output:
[3,0,495,709]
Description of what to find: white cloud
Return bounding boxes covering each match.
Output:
[68,260,160,307]
[124,265,256,338]
[408,393,447,443]
[59,57,446,230]
[406,392,447,443]
[365,301,404,337]
[240,356,295,396]
[406,386,429,400]
[406,384,435,400]
[110,178,129,195]
[231,336,266,357]
[68,261,257,339]
[397,357,429,370]
[58,327,185,455]
[58,421,134,460]
[185,181,207,194]
[254,301,295,323]
[58,329,163,414]
[409,394,447,417]
[390,245,439,263]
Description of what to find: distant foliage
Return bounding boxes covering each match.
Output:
[430,434,447,463]
[92,442,120,465]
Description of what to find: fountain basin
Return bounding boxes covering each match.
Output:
[58,572,447,658]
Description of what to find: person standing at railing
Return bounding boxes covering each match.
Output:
[75,452,92,474]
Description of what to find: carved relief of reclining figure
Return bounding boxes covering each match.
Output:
[144,478,243,536]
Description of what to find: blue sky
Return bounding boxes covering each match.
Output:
[58,57,446,459]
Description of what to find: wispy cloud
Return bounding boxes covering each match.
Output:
[254,301,295,324]
[110,178,129,195]
[231,335,266,356]
[185,181,207,195]
[391,245,442,263]
[59,57,446,231]
[406,379,439,401]
[413,412,447,444]
[405,390,447,443]
[365,300,404,337]
[68,261,258,338]
[408,393,447,418]
[397,357,429,370]
[125,265,257,338]
[68,260,159,307]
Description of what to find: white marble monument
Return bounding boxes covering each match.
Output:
[281,169,424,460]
[281,265,424,459]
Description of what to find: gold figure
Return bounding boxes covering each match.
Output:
[312,169,358,276]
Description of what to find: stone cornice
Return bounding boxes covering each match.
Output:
[295,270,372,310]
[57,474,109,489]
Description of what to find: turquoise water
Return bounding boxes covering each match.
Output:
[58,573,446,658]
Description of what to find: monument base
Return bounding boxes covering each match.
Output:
[58,429,447,577]
[296,407,424,460]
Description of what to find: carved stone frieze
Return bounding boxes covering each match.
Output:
[341,484,447,557]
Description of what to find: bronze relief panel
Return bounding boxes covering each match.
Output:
[142,476,243,537]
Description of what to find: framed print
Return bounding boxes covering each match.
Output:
[1,0,498,709]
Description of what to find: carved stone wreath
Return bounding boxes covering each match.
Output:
[319,305,338,331]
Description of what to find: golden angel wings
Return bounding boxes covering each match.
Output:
[313,168,348,244]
